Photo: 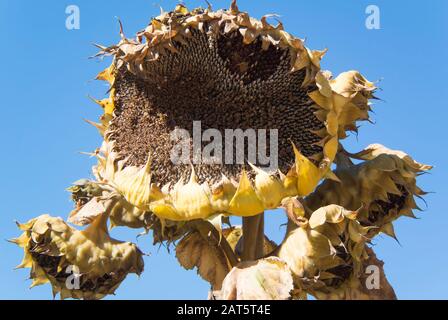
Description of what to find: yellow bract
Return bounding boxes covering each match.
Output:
[293,144,322,197]
[113,156,160,210]
[174,4,189,15]
[170,170,214,219]
[91,88,115,115]
[228,170,265,216]
[95,64,116,85]
[209,176,237,212]
[250,163,285,209]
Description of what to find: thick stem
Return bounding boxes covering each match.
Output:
[241,212,265,261]
[83,198,116,239]
[255,213,264,258]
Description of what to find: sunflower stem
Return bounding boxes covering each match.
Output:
[84,198,116,235]
[241,212,265,261]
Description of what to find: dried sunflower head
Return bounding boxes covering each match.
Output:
[277,205,373,298]
[11,212,144,300]
[90,1,376,221]
[305,144,432,238]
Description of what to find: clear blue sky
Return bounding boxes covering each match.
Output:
[0,0,446,299]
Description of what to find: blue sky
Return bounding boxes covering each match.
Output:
[0,0,446,299]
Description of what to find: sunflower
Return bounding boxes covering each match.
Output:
[305,144,432,239]
[276,205,373,299]
[12,1,431,300]
[11,209,144,300]
[91,1,376,221]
